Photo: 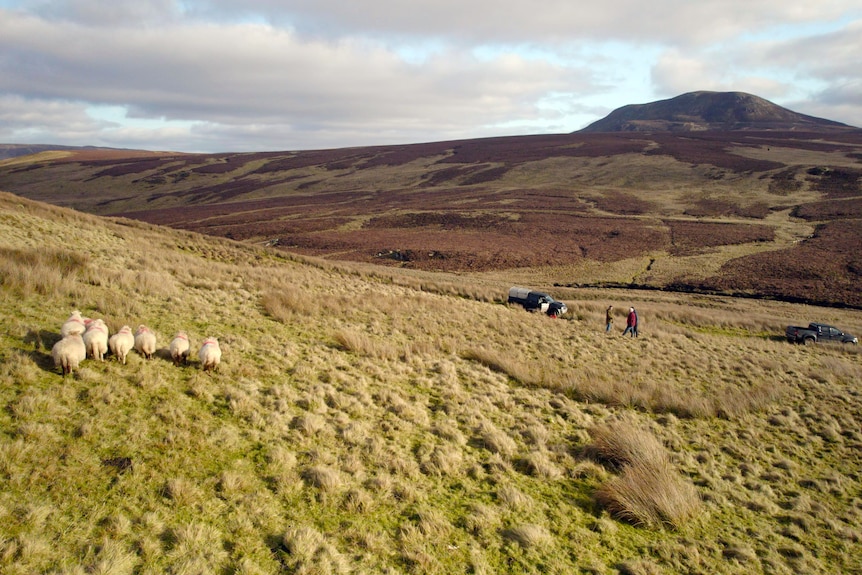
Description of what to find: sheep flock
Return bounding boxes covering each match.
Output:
[51,310,221,376]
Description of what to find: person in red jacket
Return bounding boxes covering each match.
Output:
[622,307,638,337]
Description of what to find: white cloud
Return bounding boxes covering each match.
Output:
[191,0,861,46]
[1,1,861,151]
[27,0,182,25]
[0,95,106,141]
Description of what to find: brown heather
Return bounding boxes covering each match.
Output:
[0,191,861,574]
[5,129,861,307]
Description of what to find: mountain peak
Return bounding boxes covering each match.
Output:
[579,90,853,133]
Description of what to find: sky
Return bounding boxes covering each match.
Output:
[1,0,861,153]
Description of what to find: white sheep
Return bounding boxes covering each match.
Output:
[134,324,157,360]
[52,333,86,376]
[109,325,134,365]
[169,331,191,366]
[60,310,89,337]
[83,318,109,361]
[198,337,221,372]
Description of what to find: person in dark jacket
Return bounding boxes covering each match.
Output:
[622,306,638,337]
[605,305,614,332]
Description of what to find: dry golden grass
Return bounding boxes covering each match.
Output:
[0,246,89,298]
[596,457,701,530]
[589,417,701,529]
[1,191,861,574]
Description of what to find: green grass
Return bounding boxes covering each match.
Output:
[1,191,861,573]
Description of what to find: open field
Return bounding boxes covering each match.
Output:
[1,191,861,573]
[1,129,861,307]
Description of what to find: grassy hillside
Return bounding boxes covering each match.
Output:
[1,191,861,574]
[2,130,861,308]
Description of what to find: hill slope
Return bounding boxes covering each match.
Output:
[580,91,855,133]
[1,191,861,573]
[2,124,861,307]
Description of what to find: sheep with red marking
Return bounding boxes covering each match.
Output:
[198,337,221,372]
[83,318,109,361]
[134,325,157,360]
[170,331,191,366]
[52,333,86,376]
[109,325,134,364]
[60,310,89,337]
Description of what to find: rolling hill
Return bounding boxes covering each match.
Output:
[579,91,855,133]
[1,92,861,308]
[1,190,861,574]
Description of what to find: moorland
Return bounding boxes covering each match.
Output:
[0,187,861,574]
[1,92,861,573]
[1,127,861,309]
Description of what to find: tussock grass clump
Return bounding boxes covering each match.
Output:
[497,485,534,511]
[464,503,499,535]
[281,525,347,573]
[462,347,542,385]
[0,246,89,297]
[518,450,563,479]
[502,523,553,549]
[87,538,138,575]
[587,416,668,469]
[261,288,316,321]
[419,444,464,476]
[714,380,787,418]
[291,413,327,436]
[596,458,701,530]
[167,522,228,573]
[589,417,701,529]
[302,465,343,492]
[476,420,518,458]
[162,477,205,507]
[616,558,667,575]
[333,328,399,360]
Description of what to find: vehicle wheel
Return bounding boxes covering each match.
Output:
[803,337,815,346]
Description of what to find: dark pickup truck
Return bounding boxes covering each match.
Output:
[785,322,858,345]
[507,286,568,317]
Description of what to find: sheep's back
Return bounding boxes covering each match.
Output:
[52,335,86,367]
[134,332,157,354]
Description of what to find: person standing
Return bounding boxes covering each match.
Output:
[605,305,614,333]
[622,307,638,337]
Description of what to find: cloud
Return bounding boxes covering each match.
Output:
[28,0,182,25]
[0,8,594,150]
[0,95,107,141]
[2,1,861,151]
[192,0,860,46]
[649,17,862,126]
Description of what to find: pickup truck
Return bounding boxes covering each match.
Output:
[507,287,568,317]
[785,322,858,345]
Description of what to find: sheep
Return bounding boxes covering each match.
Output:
[60,310,89,337]
[109,325,134,365]
[198,337,221,372]
[134,325,157,360]
[169,331,191,366]
[83,318,109,361]
[51,333,86,376]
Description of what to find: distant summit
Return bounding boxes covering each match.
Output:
[580,91,854,133]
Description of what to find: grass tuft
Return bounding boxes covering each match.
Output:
[281,526,350,574]
[302,465,343,492]
[589,417,701,529]
[502,523,553,549]
[0,246,88,297]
